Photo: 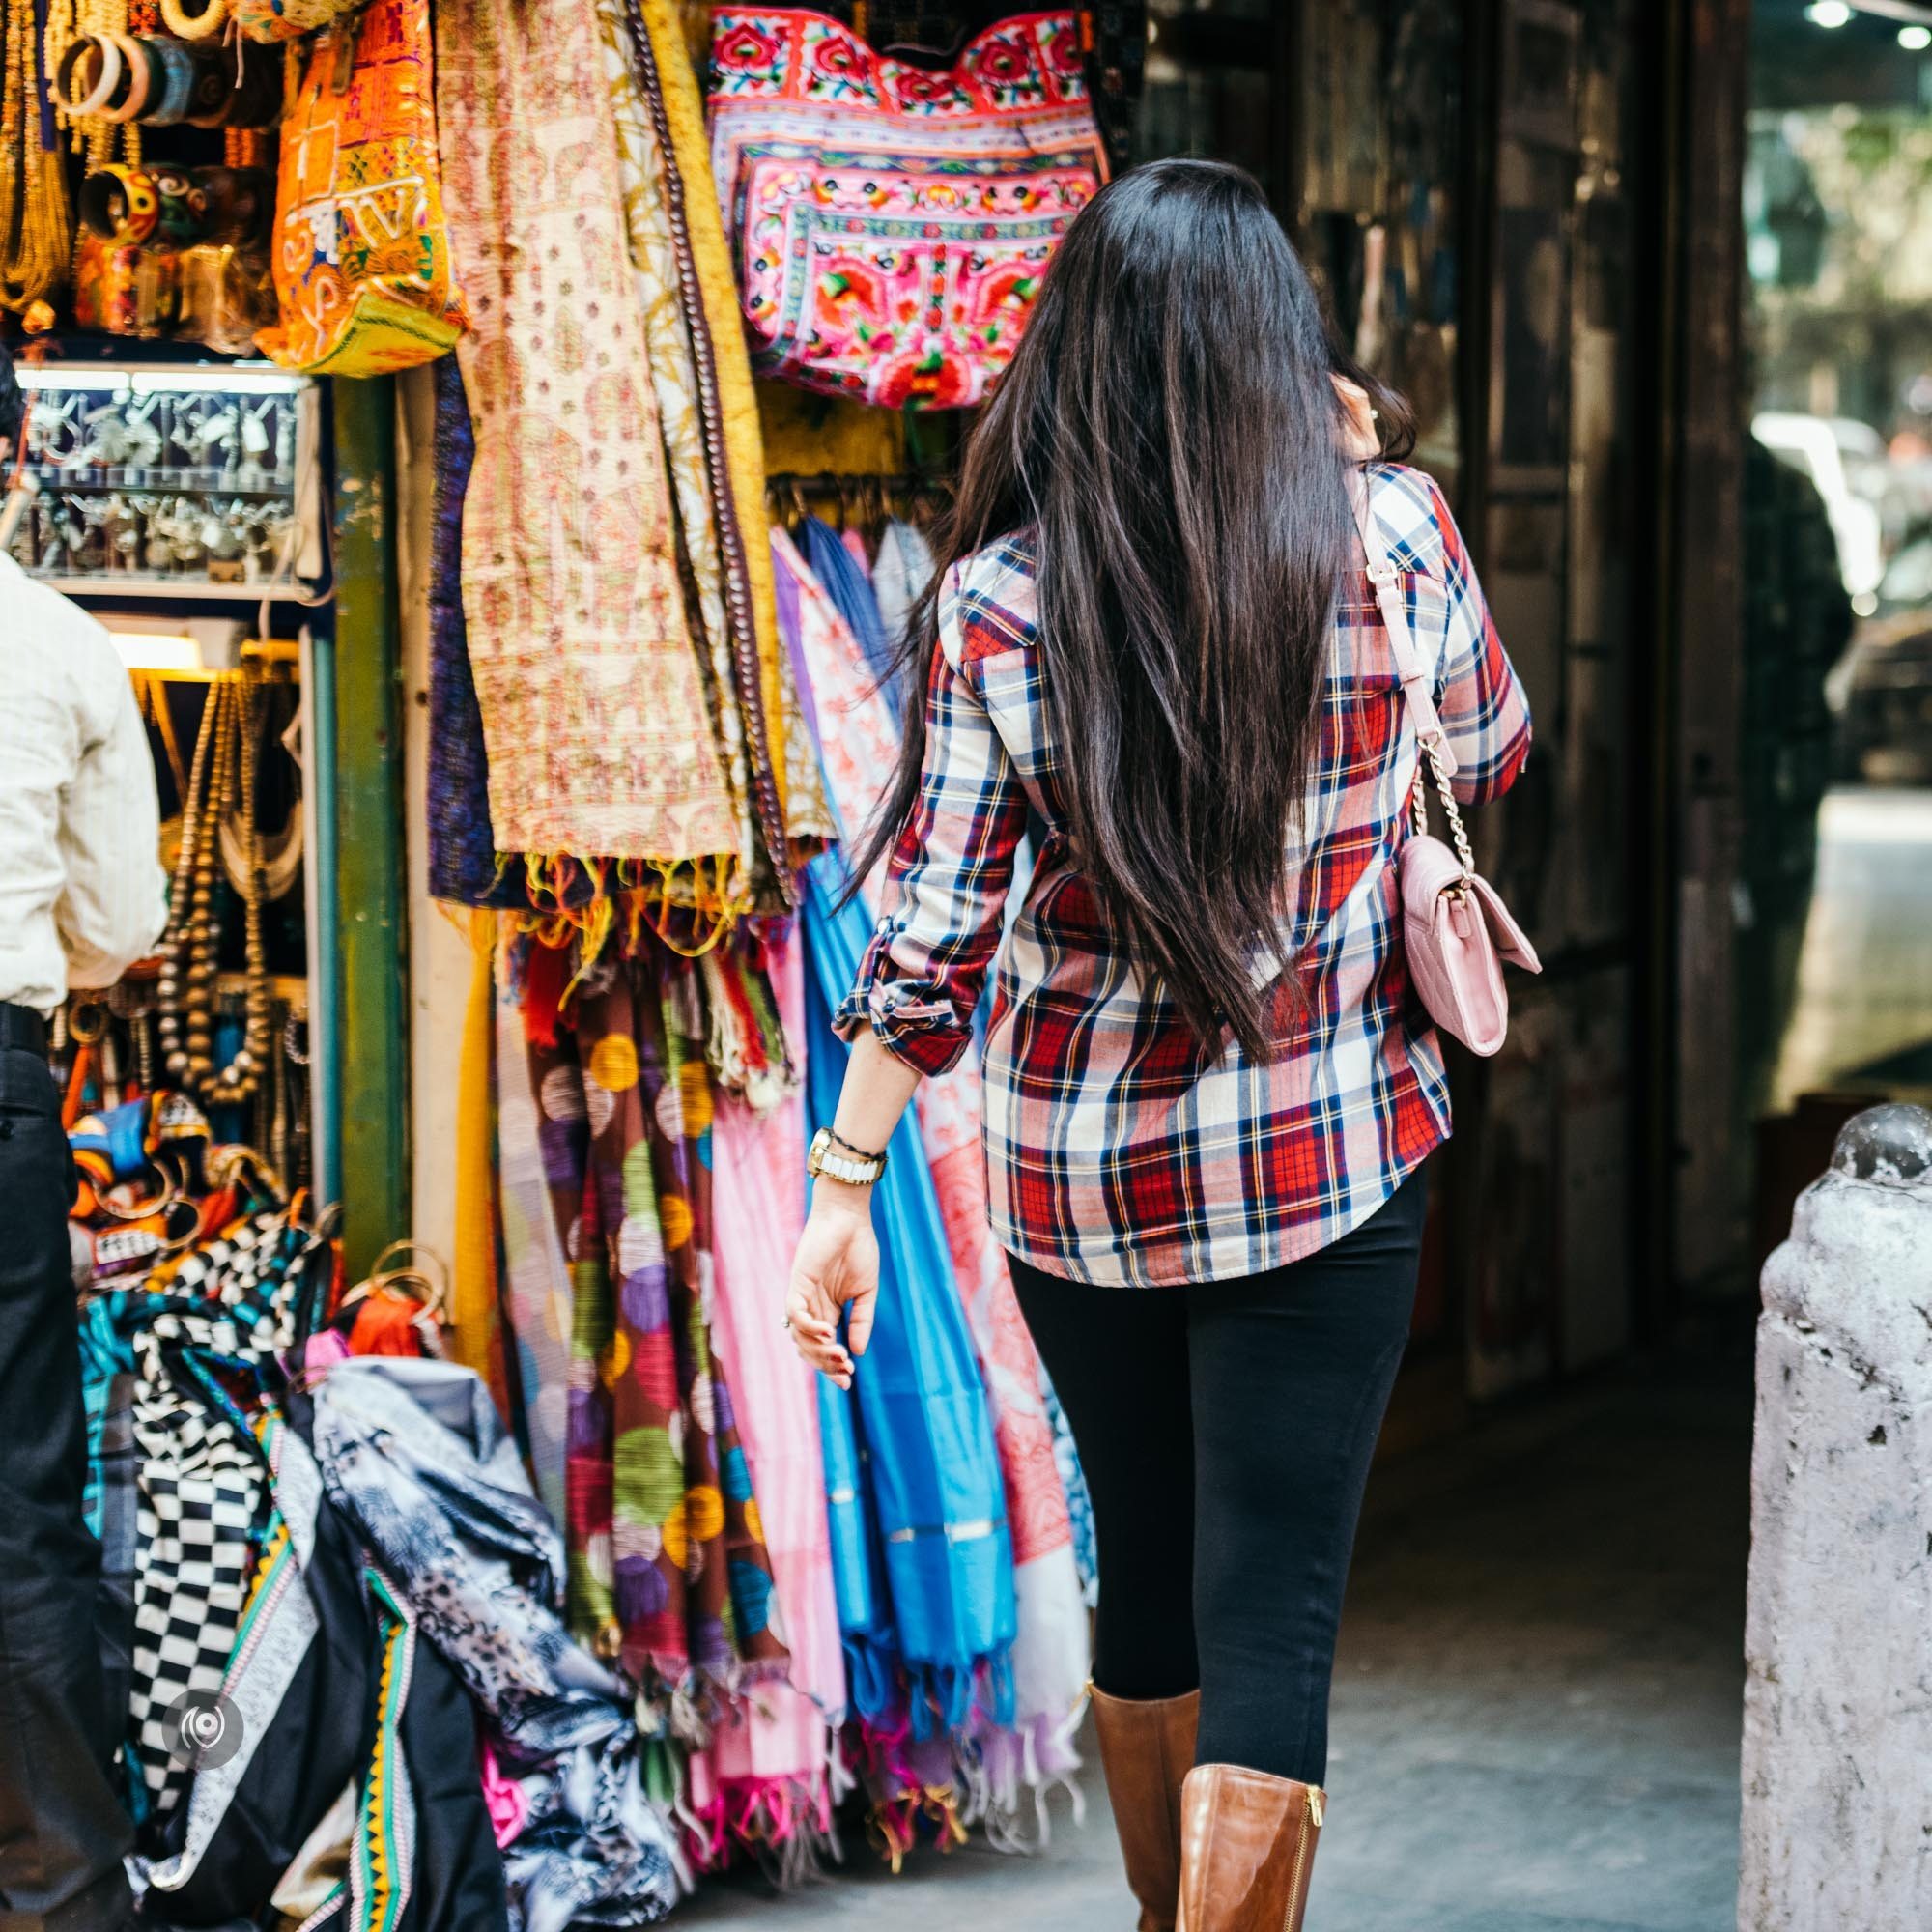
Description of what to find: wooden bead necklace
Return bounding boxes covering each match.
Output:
[156,670,274,1105]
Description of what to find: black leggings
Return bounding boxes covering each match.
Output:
[1009,1169,1425,1785]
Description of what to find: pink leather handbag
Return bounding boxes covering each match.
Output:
[1353,483,1540,1057]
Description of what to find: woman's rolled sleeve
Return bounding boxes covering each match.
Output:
[833,581,1027,1077]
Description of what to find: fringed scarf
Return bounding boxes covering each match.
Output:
[778,528,1091,1838]
[596,0,783,906]
[691,935,848,1878]
[798,852,1016,1853]
[492,937,580,1530]
[533,951,788,1728]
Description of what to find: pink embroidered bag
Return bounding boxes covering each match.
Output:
[706,8,1107,409]
[1353,481,1540,1056]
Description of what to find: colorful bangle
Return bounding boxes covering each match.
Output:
[151,162,206,243]
[55,33,124,118]
[157,0,229,41]
[183,42,236,125]
[79,164,161,244]
[141,35,198,125]
[99,33,156,121]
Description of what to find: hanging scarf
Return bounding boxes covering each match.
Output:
[595,0,781,906]
[538,956,788,1723]
[799,514,901,713]
[634,0,826,862]
[492,938,580,1529]
[795,838,1016,1739]
[426,357,519,909]
[693,931,847,1872]
[433,0,740,906]
[780,529,1090,1832]
[870,517,936,660]
[450,909,519,1422]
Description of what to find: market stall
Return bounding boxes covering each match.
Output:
[3,0,1115,1918]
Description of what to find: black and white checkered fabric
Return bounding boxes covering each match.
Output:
[127,1321,270,1814]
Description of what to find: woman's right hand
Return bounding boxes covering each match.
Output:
[785,1179,880,1391]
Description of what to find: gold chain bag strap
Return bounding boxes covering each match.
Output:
[1353,478,1540,1056]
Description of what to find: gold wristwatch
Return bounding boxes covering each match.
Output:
[807,1126,888,1187]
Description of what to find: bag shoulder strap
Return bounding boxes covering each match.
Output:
[1350,471,1460,781]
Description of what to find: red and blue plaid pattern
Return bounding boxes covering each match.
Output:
[837,464,1532,1286]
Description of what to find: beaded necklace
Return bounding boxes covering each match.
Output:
[156,671,274,1105]
[2,0,74,313]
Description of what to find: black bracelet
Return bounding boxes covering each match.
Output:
[827,1126,888,1163]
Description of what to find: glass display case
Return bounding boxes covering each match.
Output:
[7,362,323,602]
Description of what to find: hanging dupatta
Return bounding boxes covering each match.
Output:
[777,529,1091,1833]
[693,934,847,1875]
[778,535,1018,1744]
[491,938,579,1529]
[797,844,1015,1729]
[544,958,788,1724]
[594,0,781,906]
[799,515,901,711]
[433,0,741,907]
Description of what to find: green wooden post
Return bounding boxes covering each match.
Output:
[329,377,410,1280]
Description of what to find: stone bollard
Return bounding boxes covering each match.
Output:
[1740,1102,1932,1932]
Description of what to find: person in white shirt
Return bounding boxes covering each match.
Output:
[0,340,168,1932]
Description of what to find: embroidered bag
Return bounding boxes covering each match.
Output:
[707,9,1107,410]
[256,0,468,375]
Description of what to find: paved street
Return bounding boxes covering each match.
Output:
[682,1358,1750,1932]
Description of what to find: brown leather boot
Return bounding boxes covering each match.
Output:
[1090,1686,1200,1931]
[1174,1763,1326,1932]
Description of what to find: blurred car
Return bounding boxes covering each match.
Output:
[1753,412,1887,602]
[1829,533,1932,784]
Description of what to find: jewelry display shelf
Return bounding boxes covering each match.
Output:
[34,573,309,601]
[10,358,325,605]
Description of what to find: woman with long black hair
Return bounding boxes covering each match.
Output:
[785,158,1531,1932]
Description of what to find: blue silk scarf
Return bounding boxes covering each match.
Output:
[797,841,1015,1738]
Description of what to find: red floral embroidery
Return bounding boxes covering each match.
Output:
[1046,30,1083,75]
[977,36,1031,82]
[895,68,956,103]
[715,23,778,70]
[814,35,864,78]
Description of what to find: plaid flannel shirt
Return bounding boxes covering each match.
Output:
[836,464,1532,1286]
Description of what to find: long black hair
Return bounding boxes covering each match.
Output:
[846,158,1413,1059]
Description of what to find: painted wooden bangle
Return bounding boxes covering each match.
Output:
[140,35,199,125]
[156,0,230,41]
[79,164,161,244]
[54,33,125,118]
[182,42,237,124]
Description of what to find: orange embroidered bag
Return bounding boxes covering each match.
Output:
[256,0,468,376]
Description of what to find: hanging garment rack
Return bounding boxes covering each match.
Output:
[763,469,955,529]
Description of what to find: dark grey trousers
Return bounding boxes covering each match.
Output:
[0,1025,132,1932]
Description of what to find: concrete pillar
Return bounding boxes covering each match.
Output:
[1740,1102,1932,1931]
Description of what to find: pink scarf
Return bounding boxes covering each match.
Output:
[694,933,848,1870]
